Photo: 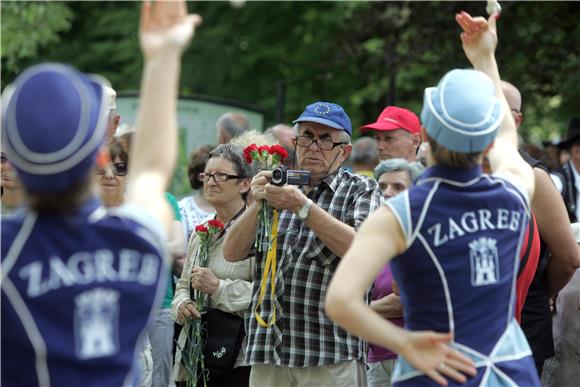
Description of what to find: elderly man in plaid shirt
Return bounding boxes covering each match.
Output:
[224,101,381,386]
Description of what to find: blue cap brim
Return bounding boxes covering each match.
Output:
[292,116,351,135]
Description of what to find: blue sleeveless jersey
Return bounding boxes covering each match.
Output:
[1,198,167,387]
[385,165,540,387]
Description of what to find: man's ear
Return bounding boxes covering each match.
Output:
[515,112,523,128]
[341,143,353,162]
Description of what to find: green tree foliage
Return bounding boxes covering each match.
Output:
[1,1,73,74]
[2,2,578,144]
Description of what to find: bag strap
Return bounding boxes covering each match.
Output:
[518,213,536,278]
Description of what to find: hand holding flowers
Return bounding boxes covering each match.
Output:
[243,143,288,327]
[243,144,288,253]
[181,219,224,387]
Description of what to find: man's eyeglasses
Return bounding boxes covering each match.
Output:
[197,172,242,183]
[96,162,128,176]
[294,136,346,150]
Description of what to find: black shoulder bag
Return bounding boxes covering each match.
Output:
[201,309,245,376]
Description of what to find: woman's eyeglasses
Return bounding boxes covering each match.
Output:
[197,172,241,182]
[96,162,128,176]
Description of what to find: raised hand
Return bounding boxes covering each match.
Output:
[455,11,498,67]
[139,0,202,60]
[400,331,477,386]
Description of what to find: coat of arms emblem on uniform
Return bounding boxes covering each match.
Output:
[469,237,499,286]
[74,288,120,359]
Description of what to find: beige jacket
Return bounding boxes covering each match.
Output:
[172,230,254,381]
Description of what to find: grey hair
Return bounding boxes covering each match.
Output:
[209,143,253,178]
[374,158,425,182]
[216,112,250,139]
[351,137,377,164]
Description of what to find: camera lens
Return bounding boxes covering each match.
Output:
[272,169,282,184]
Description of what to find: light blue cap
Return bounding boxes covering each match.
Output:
[421,69,504,153]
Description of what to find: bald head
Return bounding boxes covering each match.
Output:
[267,124,294,150]
[501,81,523,128]
[216,112,250,144]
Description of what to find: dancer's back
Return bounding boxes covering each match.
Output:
[1,200,166,386]
[386,165,538,385]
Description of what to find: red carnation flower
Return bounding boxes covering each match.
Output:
[243,144,259,164]
[208,219,224,230]
[258,145,270,156]
[195,224,208,234]
[270,144,289,161]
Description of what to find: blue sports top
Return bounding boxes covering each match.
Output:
[1,197,167,387]
[385,165,540,387]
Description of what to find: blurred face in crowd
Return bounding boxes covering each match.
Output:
[97,156,128,207]
[1,152,21,191]
[201,157,249,207]
[378,170,411,199]
[374,130,419,162]
[294,122,351,181]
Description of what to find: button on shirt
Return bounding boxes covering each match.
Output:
[244,168,381,367]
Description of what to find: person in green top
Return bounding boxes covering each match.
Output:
[150,191,187,387]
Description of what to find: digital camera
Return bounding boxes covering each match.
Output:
[271,167,311,186]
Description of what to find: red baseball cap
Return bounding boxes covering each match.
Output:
[359,106,421,134]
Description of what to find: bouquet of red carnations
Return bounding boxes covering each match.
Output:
[182,219,224,387]
[242,144,288,253]
[243,144,288,327]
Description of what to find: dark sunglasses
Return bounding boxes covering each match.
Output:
[96,162,128,176]
[197,172,241,183]
[0,155,7,164]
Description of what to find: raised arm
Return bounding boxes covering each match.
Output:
[455,11,534,199]
[326,207,476,385]
[126,1,202,233]
[223,201,260,261]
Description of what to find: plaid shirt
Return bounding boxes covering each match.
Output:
[244,168,381,367]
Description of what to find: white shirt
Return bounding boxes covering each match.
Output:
[551,161,580,221]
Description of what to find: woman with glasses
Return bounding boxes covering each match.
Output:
[97,133,131,208]
[173,143,254,387]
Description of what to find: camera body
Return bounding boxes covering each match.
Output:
[271,167,311,186]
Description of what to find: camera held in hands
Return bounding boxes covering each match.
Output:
[271,167,311,187]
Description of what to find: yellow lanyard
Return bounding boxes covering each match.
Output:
[254,209,280,327]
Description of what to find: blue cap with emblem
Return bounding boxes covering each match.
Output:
[421,69,504,153]
[1,63,108,193]
[293,101,352,136]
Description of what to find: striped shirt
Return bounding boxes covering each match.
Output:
[244,168,381,367]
